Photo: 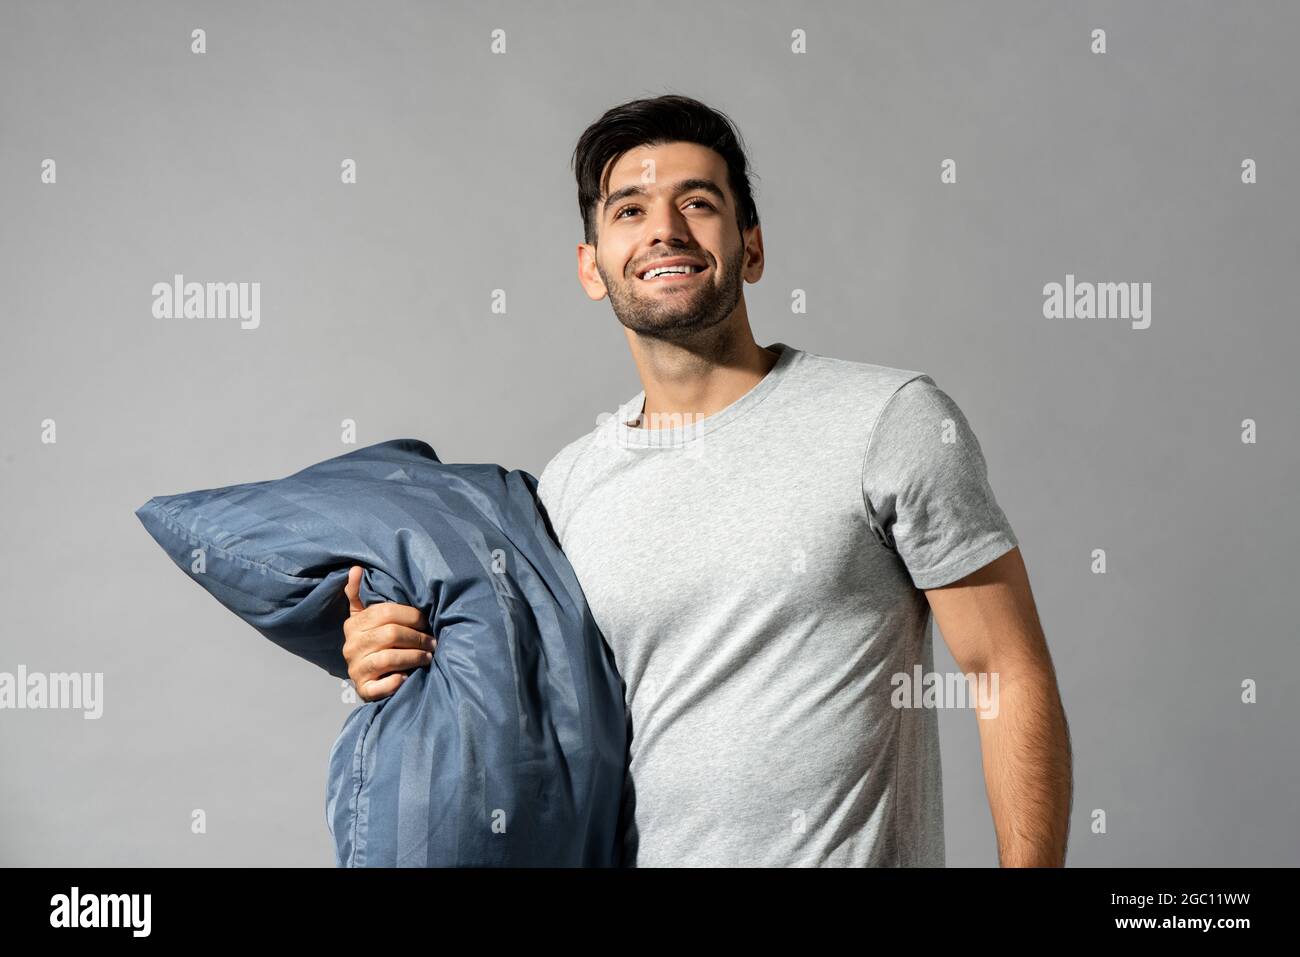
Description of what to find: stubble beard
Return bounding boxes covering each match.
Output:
[600,246,744,343]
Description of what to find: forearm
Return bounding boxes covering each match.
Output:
[975,661,1072,866]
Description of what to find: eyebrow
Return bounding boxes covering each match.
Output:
[602,178,727,218]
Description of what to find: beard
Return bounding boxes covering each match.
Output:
[598,245,744,342]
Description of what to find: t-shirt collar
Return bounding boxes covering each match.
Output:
[607,341,800,448]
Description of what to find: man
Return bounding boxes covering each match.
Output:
[341,94,1072,867]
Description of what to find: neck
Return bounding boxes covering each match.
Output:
[623,317,779,428]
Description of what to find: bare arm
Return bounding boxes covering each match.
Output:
[924,546,1072,866]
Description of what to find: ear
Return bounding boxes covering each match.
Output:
[741,224,765,283]
[577,242,609,301]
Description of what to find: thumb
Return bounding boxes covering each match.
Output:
[344,565,366,615]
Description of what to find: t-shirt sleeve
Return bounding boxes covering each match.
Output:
[860,374,1019,590]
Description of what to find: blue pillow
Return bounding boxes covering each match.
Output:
[135,438,629,867]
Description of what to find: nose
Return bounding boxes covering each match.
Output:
[645,199,693,244]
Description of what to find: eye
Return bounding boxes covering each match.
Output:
[614,198,714,220]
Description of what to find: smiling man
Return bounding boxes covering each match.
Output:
[342,94,1072,867]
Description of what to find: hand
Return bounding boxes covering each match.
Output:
[341,566,437,702]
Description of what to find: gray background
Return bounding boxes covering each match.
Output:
[1,0,1296,866]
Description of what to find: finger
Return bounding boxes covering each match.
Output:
[370,622,437,653]
[344,566,365,615]
[353,644,432,685]
[367,648,434,676]
[359,601,427,631]
[360,672,407,702]
[349,622,434,661]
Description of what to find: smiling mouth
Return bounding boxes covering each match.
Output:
[637,264,708,283]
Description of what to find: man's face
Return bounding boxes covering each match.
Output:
[578,142,760,341]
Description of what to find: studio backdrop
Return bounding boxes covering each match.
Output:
[0,0,1296,866]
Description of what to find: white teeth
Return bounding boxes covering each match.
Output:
[642,264,702,280]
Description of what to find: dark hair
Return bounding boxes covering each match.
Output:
[571,94,761,246]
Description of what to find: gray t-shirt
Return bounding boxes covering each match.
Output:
[537,341,1018,866]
